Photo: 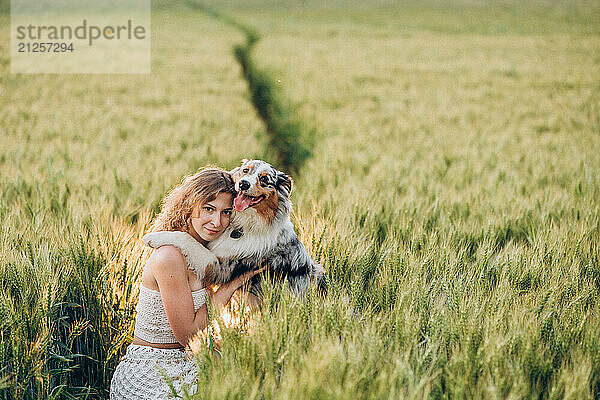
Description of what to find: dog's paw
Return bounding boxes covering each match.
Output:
[185,247,219,280]
[143,231,193,249]
[312,262,326,278]
[142,231,219,280]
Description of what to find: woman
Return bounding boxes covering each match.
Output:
[110,168,263,399]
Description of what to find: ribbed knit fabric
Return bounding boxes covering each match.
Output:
[111,286,207,399]
[110,345,198,399]
[133,285,207,344]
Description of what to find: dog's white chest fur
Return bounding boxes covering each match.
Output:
[209,210,292,260]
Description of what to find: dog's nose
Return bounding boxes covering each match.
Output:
[239,180,250,191]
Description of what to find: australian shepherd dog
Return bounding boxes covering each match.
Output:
[143,159,324,296]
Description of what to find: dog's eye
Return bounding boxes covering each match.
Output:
[260,176,273,187]
[242,168,249,173]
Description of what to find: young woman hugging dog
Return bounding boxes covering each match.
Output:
[110,167,265,400]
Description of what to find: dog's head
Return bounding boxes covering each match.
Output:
[230,159,293,222]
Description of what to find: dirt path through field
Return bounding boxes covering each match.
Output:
[189,3,316,175]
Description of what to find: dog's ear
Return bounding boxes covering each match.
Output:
[231,159,249,175]
[276,172,293,195]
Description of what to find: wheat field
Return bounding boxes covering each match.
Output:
[1,1,599,399]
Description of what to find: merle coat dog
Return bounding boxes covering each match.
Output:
[143,159,324,295]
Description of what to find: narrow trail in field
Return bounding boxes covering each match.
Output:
[188,2,314,175]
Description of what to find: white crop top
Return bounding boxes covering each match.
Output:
[133,285,207,344]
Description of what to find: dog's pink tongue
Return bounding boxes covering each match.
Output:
[234,194,253,212]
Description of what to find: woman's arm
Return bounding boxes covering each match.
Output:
[151,246,208,346]
[150,246,265,346]
[209,265,267,311]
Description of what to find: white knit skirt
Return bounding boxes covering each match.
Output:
[110,345,198,400]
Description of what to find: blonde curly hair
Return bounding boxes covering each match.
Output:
[150,167,236,233]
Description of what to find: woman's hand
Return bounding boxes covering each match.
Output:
[209,265,267,310]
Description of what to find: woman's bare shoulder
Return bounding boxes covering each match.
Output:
[145,245,187,273]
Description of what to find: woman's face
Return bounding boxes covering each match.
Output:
[189,192,234,245]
